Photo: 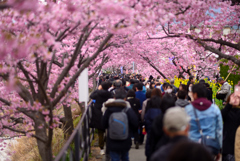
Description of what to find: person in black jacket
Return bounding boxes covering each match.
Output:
[146,94,175,161]
[126,89,141,149]
[150,107,191,161]
[221,96,240,161]
[90,82,112,155]
[102,88,138,161]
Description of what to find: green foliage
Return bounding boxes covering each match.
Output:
[220,63,240,87]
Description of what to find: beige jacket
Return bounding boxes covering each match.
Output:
[235,126,240,161]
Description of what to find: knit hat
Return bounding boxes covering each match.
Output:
[164,107,190,132]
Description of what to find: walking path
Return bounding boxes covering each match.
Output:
[129,142,146,161]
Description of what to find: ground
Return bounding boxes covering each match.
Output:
[89,136,146,161]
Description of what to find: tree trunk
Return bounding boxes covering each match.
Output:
[34,114,52,161]
[62,104,74,138]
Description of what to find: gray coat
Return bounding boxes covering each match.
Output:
[219,82,231,101]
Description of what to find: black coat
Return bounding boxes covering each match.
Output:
[102,100,138,152]
[90,90,112,130]
[150,136,189,161]
[127,98,141,120]
[221,104,240,155]
[147,113,170,159]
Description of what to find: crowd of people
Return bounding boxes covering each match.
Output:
[89,73,240,161]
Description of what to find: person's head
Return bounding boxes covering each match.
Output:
[155,82,161,89]
[162,83,169,91]
[179,84,188,91]
[177,90,188,99]
[163,107,190,137]
[165,84,173,93]
[168,142,214,161]
[192,83,207,100]
[114,88,127,100]
[189,76,194,83]
[205,83,210,88]
[150,82,155,89]
[160,94,176,113]
[145,82,150,89]
[126,89,135,98]
[218,77,224,85]
[114,80,122,88]
[146,89,152,99]
[122,78,127,86]
[135,83,143,91]
[101,82,109,90]
[199,79,205,84]
[151,88,162,98]
[130,79,135,85]
[170,79,175,85]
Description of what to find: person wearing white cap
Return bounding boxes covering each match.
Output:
[150,107,191,161]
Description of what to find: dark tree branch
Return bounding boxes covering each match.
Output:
[52,33,113,107]
[50,22,93,98]
[139,54,167,79]
[0,97,11,106]
[2,125,46,143]
[18,62,37,100]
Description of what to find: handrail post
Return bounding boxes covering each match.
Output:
[74,130,80,161]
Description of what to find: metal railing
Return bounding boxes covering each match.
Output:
[54,101,95,161]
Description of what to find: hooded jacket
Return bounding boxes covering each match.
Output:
[102,99,138,152]
[185,98,223,148]
[175,99,190,108]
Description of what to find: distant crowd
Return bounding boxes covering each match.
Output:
[89,73,240,161]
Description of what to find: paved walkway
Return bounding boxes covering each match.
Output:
[129,142,146,161]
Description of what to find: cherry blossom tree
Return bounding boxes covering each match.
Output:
[0,0,239,160]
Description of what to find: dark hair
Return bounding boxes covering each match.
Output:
[115,88,127,99]
[168,142,213,161]
[132,83,137,91]
[136,83,143,91]
[130,79,135,84]
[189,76,194,81]
[150,82,155,89]
[151,88,162,98]
[177,90,188,99]
[199,79,205,84]
[126,89,135,98]
[205,83,210,88]
[122,78,126,86]
[146,89,152,99]
[146,96,162,112]
[156,82,161,86]
[101,82,109,90]
[162,83,169,89]
[166,84,173,89]
[180,84,188,91]
[192,83,207,98]
[160,94,176,113]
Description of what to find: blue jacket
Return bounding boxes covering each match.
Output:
[127,84,134,90]
[185,103,223,148]
[144,108,162,132]
[142,86,147,95]
[135,91,146,109]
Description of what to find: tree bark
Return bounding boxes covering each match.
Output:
[62,105,74,138]
[34,113,52,161]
